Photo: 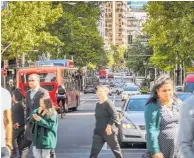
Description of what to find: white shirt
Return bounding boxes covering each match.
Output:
[1,87,12,147]
[30,86,40,99]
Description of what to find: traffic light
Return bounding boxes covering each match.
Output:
[128,35,132,44]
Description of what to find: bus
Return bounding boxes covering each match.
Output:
[183,74,194,92]
[35,59,74,68]
[17,66,80,111]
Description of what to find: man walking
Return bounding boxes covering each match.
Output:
[179,95,194,158]
[1,87,13,158]
[21,74,50,158]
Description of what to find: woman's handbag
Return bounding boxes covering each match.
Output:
[142,151,152,158]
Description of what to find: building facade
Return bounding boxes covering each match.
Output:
[98,1,128,50]
[127,1,147,47]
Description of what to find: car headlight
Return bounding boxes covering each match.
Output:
[121,119,136,129]
[122,123,136,129]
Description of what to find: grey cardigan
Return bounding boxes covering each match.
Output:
[179,96,194,158]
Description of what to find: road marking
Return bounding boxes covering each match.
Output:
[113,95,116,104]
[102,142,108,150]
[81,101,85,104]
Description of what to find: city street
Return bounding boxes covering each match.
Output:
[54,93,146,158]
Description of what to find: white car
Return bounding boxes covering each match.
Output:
[124,82,136,87]
[110,84,123,95]
[121,87,141,101]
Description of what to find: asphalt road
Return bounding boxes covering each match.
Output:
[53,93,147,158]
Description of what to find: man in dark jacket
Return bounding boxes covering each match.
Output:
[21,74,53,158]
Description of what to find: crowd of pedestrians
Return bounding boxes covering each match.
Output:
[1,74,58,158]
[1,74,194,158]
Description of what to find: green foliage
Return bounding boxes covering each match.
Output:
[1,2,63,60]
[111,45,127,71]
[125,39,153,76]
[143,1,194,71]
[49,2,105,68]
[106,51,114,68]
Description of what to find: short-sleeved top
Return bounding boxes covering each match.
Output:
[1,87,12,147]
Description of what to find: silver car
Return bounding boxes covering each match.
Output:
[117,95,150,146]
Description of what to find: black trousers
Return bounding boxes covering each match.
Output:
[57,96,66,112]
[89,132,123,158]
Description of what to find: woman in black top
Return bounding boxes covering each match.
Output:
[11,89,25,157]
[89,86,123,158]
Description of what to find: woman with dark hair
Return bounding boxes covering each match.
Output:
[144,75,181,158]
[29,97,58,158]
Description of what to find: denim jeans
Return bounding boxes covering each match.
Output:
[1,147,10,158]
[33,146,51,158]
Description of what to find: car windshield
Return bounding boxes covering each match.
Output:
[21,73,56,83]
[126,98,148,111]
[184,82,194,92]
[124,87,138,91]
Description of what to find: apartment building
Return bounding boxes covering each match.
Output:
[98,5,110,51]
[127,1,147,46]
[98,1,128,50]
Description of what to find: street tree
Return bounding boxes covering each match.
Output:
[111,45,127,72]
[143,1,194,71]
[49,1,105,69]
[1,2,63,61]
[125,39,153,76]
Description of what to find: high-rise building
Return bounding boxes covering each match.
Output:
[98,1,128,50]
[127,1,147,46]
[98,5,110,51]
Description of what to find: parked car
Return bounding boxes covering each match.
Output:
[84,85,96,94]
[177,92,193,101]
[117,95,150,146]
[121,86,141,101]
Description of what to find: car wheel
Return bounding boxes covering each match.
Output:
[116,90,120,95]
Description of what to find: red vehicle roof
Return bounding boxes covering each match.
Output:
[17,66,77,73]
[185,74,194,82]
